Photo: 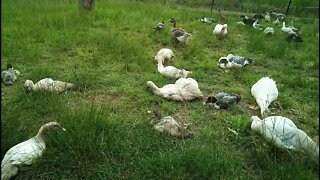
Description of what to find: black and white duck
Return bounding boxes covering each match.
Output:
[203,92,241,109]
[153,21,165,32]
[218,54,253,69]
[1,64,20,86]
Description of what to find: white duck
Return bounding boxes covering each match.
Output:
[251,77,279,118]
[150,111,192,138]
[24,78,75,93]
[273,18,280,26]
[147,78,203,101]
[251,116,319,161]
[263,27,274,35]
[154,48,175,65]
[1,122,66,180]
[218,54,253,69]
[213,24,228,39]
[157,59,192,79]
[281,22,298,35]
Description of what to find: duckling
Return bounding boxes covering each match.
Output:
[156,59,192,79]
[24,78,75,93]
[1,122,66,180]
[169,18,190,44]
[1,64,20,86]
[154,48,175,65]
[150,111,193,138]
[251,77,279,118]
[218,54,253,69]
[153,21,165,32]
[251,116,319,161]
[147,78,203,101]
[203,92,241,109]
[213,24,228,39]
[263,27,274,35]
[253,19,264,31]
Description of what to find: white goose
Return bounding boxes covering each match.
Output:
[1,122,66,180]
[157,59,192,79]
[147,77,203,101]
[213,24,228,39]
[251,116,319,161]
[154,48,175,65]
[24,78,75,93]
[251,77,278,118]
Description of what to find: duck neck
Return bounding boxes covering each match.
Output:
[157,61,164,71]
[172,21,176,28]
[35,126,49,144]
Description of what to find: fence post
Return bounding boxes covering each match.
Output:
[286,0,292,16]
[211,0,214,13]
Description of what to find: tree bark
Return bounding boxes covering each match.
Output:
[79,0,95,10]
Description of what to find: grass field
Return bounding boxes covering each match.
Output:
[1,0,319,179]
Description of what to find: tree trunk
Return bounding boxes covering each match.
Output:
[79,0,95,10]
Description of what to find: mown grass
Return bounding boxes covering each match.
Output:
[1,0,319,179]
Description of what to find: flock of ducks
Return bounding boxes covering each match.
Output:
[238,10,303,41]
[1,8,318,180]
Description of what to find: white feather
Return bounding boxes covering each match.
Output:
[251,77,278,117]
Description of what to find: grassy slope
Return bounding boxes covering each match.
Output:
[1,0,319,179]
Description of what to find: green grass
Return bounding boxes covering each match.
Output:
[1,0,319,179]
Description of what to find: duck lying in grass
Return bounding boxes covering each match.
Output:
[213,24,228,39]
[253,19,264,31]
[153,21,165,32]
[1,64,20,86]
[240,15,255,26]
[24,78,75,93]
[263,27,274,35]
[156,58,192,79]
[150,110,192,138]
[147,77,203,101]
[169,18,191,45]
[198,16,215,24]
[1,122,66,180]
[251,77,278,118]
[218,54,253,69]
[154,48,175,65]
[203,92,241,109]
[251,116,319,161]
